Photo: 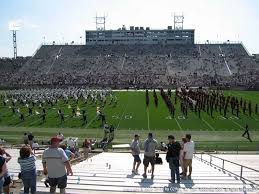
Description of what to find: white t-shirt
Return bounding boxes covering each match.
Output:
[183,141,195,159]
[67,139,75,148]
[42,148,68,178]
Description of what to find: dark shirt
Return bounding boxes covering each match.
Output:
[28,134,34,141]
[166,141,181,159]
[0,155,5,174]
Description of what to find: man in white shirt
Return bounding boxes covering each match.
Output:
[42,137,73,194]
[182,134,195,179]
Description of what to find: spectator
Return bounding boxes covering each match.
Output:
[182,134,195,179]
[142,133,158,179]
[180,137,187,175]
[67,137,75,152]
[0,147,12,194]
[0,155,7,193]
[130,134,141,174]
[166,135,181,184]
[23,133,29,144]
[42,137,73,194]
[18,145,37,194]
[32,141,40,154]
[27,133,34,148]
[57,132,64,142]
[82,139,91,158]
[60,145,75,160]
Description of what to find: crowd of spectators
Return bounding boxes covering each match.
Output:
[0,44,258,89]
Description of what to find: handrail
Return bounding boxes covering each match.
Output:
[195,153,259,186]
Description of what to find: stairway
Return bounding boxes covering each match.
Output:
[36,152,258,193]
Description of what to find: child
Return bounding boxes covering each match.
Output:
[18,145,37,194]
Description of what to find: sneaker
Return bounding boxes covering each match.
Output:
[142,173,147,179]
[132,169,135,174]
[135,170,139,175]
[187,175,192,179]
[151,174,154,179]
[169,179,175,183]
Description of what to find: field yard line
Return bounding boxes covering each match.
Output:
[85,111,101,129]
[174,118,182,130]
[146,108,150,130]
[230,120,245,130]
[115,95,131,130]
[202,118,215,130]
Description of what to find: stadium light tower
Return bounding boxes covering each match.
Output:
[9,22,20,59]
[95,13,108,31]
[173,13,184,30]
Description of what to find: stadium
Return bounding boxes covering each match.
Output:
[0,1,259,193]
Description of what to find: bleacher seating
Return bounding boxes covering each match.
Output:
[1,44,258,89]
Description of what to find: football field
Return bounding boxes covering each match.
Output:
[0,90,259,150]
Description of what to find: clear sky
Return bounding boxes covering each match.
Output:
[0,0,259,57]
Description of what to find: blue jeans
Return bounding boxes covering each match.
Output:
[168,157,180,182]
[0,176,4,194]
[21,170,37,194]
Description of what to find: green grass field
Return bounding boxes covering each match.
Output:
[0,90,259,151]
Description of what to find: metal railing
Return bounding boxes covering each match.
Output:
[195,153,259,186]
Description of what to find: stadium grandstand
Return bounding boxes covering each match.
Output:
[1,37,258,89]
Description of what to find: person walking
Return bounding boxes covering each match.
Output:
[0,154,7,193]
[42,137,73,194]
[0,147,12,194]
[179,137,187,175]
[142,133,158,179]
[18,145,37,194]
[82,139,91,158]
[130,134,141,175]
[166,135,181,184]
[182,134,195,179]
[242,124,252,142]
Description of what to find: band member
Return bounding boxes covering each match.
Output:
[242,124,252,142]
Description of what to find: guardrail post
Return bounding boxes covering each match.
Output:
[240,166,243,179]
[222,160,224,170]
[210,155,212,166]
[201,153,203,161]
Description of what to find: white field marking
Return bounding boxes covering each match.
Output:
[147,108,150,131]
[27,116,45,126]
[228,116,239,120]
[174,118,182,130]
[124,115,132,119]
[202,118,215,130]
[230,119,245,130]
[112,115,119,119]
[115,95,131,130]
[217,116,226,120]
[85,111,102,129]
[177,115,186,120]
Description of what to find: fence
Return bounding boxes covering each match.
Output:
[195,153,259,186]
